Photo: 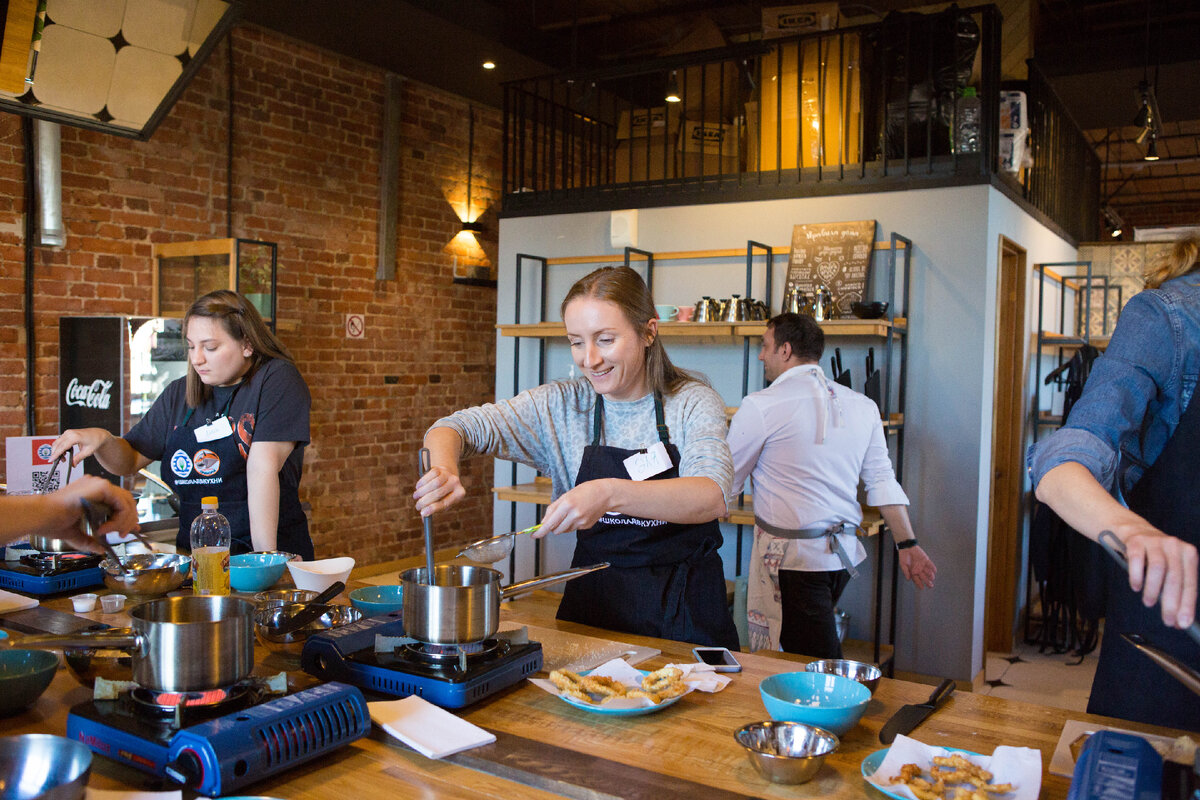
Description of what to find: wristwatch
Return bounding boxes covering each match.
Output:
[895,538,919,551]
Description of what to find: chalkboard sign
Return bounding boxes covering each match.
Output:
[786,220,877,317]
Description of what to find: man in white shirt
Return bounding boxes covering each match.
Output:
[728,313,936,655]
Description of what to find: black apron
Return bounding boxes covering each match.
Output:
[163,383,312,560]
[555,394,740,650]
[1086,387,1200,731]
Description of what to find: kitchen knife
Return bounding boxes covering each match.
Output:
[834,348,852,388]
[879,677,955,744]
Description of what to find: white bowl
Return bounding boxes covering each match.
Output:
[286,557,354,593]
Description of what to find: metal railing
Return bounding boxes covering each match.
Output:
[501,4,1099,243]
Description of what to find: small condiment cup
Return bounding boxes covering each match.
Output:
[71,593,98,613]
[100,594,126,613]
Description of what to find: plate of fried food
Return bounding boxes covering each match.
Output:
[543,663,694,716]
[861,734,1040,800]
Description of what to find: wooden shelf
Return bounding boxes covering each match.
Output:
[493,480,885,537]
[499,317,906,338]
[540,239,906,267]
[1035,332,1110,349]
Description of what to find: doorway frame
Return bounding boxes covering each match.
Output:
[984,235,1028,654]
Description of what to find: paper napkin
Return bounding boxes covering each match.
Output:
[529,656,726,708]
[865,733,1042,800]
[0,588,39,614]
[368,695,496,759]
[88,789,182,800]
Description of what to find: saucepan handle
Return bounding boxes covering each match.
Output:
[2,629,143,653]
[499,562,610,599]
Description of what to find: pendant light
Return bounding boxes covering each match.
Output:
[665,71,681,104]
[461,106,484,234]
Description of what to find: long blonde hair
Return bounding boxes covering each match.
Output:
[1145,236,1200,290]
[184,290,295,406]
[560,266,704,396]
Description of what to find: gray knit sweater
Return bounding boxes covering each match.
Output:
[430,378,733,507]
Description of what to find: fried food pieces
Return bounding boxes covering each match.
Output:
[889,753,1015,799]
[547,666,687,705]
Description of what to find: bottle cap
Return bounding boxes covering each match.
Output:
[962,87,977,97]
[201,496,219,509]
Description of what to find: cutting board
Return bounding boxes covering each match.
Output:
[500,622,660,673]
[0,588,38,614]
[0,605,107,636]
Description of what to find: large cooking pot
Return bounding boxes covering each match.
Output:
[3,595,255,692]
[401,562,609,645]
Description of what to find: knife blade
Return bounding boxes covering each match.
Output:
[879,677,955,744]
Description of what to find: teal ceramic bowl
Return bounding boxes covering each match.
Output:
[0,649,59,716]
[349,585,405,616]
[759,671,871,736]
[229,551,298,593]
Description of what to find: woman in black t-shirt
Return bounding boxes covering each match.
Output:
[51,290,313,558]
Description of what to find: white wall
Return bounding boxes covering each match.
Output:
[491,184,1076,681]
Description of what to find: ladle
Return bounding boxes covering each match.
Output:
[418,448,436,585]
[456,523,542,563]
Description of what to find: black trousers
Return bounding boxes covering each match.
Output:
[778,568,852,659]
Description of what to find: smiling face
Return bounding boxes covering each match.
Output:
[186,316,253,387]
[564,297,655,401]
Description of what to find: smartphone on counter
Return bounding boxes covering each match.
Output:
[692,646,742,672]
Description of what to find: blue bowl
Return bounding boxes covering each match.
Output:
[229,552,297,593]
[349,585,405,616]
[759,671,871,736]
[0,649,59,716]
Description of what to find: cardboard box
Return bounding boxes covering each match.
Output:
[677,120,738,176]
[748,34,862,170]
[615,139,677,182]
[763,3,840,39]
[617,107,679,140]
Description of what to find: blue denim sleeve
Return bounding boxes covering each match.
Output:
[1027,290,1172,492]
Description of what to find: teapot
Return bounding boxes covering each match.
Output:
[783,286,808,315]
[750,299,770,320]
[720,294,752,322]
[807,285,836,321]
[693,297,721,323]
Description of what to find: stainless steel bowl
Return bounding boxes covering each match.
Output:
[102,552,192,596]
[253,588,318,608]
[734,720,839,785]
[804,658,882,694]
[0,734,93,800]
[63,628,136,688]
[253,603,362,653]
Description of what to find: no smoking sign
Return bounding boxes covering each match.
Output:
[345,313,365,339]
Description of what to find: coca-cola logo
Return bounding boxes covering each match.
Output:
[64,378,113,410]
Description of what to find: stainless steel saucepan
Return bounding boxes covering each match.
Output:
[400,562,609,645]
[3,595,255,692]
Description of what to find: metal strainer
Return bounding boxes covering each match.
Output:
[456,523,541,563]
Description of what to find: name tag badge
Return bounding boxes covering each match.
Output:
[623,441,673,481]
[195,416,233,443]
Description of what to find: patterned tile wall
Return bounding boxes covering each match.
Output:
[1076,243,1169,339]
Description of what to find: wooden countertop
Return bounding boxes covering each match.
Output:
[0,580,1188,799]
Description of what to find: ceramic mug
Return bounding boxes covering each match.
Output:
[654,304,679,321]
[676,305,694,321]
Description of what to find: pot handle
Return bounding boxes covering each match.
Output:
[1,629,144,653]
[499,562,610,600]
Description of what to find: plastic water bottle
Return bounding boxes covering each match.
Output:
[190,496,231,596]
[954,87,981,155]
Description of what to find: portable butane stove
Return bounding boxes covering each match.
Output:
[0,547,104,595]
[66,679,370,797]
[301,613,543,708]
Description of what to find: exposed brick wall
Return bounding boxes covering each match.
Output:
[0,24,500,565]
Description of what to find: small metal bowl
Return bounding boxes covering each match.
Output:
[63,628,136,688]
[253,588,319,608]
[102,552,192,596]
[734,720,839,785]
[254,603,363,653]
[0,734,93,799]
[804,658,882,695]
[851,300,889,319]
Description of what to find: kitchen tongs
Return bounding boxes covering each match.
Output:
[1098,530,1200,698]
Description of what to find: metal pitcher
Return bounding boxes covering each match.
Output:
[750,299,770,320]
[693,297,720,322]
[720,294,752,322]
[807,285,836,321]
[783,287,808,315]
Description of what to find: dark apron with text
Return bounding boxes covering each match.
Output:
[163,385,312,560]
[1087,388,1200,731]
[555,394,740,650]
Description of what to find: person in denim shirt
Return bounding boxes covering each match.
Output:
[1028,236,1199,730]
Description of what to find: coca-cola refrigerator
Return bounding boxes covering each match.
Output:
[59,316,187,491]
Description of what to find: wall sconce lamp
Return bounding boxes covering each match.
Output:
[665,71,681,104]
[460,105,485,236]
